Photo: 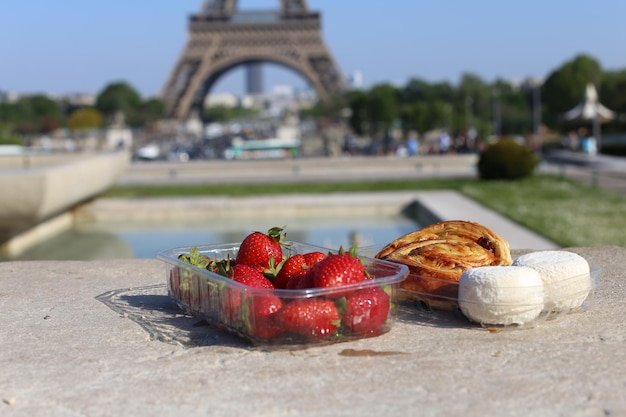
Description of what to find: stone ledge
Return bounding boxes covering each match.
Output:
[0,246,624,416]
[0,151,130,256]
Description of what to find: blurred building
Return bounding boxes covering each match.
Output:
[347,71,364,89]
[246,63,264,95]
[204,92,239,107]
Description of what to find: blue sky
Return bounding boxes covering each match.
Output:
[1,0,625,98]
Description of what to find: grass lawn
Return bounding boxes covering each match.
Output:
[103,175,626,248]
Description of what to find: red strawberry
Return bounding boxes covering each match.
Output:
[290,269,314,289]
[340,286,390,334]
[174,269,204,312]
[249,295,283,339]
[236,227,285,274]
[283,251,327,289]
[291,261,321,289]
[230,264,283,339]
[169,267,182,300]
[223,264,274,324]
[278,298,340,340]
[312,252,367,296]
[228,264,274,289]
[285,272,306,289]
[176,248,215,309]
[303,251,327,267]
[273,254,307,289]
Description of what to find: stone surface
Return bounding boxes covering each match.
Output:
[1,246,624,416]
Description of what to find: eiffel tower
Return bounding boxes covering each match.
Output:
[161,0,345,120]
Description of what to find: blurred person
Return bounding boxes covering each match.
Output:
[407,131,419,156]
[438,131,451,154]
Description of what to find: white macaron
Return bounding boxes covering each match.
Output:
[513,250,592,313]
[458,265,545,326]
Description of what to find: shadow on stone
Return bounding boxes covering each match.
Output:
[95,284,249,349]
[396,299,476,330]
[400,200,441,226]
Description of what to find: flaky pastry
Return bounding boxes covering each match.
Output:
[375,220,512,309]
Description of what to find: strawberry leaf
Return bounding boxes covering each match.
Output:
[178,247,212,269]
[267,226,286,243]
[335,296,347,315]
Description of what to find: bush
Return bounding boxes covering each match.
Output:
[478,138,538,180]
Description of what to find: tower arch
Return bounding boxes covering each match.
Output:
[161,0,345,120]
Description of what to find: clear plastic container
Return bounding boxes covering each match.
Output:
[396,264,600,330]
[157,242,409,346]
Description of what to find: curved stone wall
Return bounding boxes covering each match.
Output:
[0,151,130,254]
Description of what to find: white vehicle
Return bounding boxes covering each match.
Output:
[135,144,160,160]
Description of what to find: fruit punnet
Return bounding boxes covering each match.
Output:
[458,266,545,326]
[513,250,592,313]
[174,231,398,342]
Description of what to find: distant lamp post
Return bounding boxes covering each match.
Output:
[532,83,542,148]
[444,103,452,132]
[465,96,473,131]
[593,113,601,151]
[492,88,501,138]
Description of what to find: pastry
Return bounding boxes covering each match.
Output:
[375,220,512,309]
[458,266,545,326]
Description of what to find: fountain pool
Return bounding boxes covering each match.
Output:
[5,212,422,261]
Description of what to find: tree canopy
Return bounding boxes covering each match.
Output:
[542,54,603,126]
[333,53,626,143]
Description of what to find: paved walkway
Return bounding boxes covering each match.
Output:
[119,151,626,194]
[542,150,626,195]
[118,154,480,185]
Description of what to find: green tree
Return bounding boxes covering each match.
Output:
[456,72,490,130]
[1,95,63,134]
[600,69,626,133]
[542,54,602,128]
[398,78,454,134]
[430,81,456,104]
[399,100,448,134]
[134,98,166,126]
[309,92,349,121]
[347,90,368,135]
[0,122,22,145]
[400,78,433,103]
[203,105,259,122]
[492,79,533,136]
[95,81,142,124]
[366,84,397,136]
